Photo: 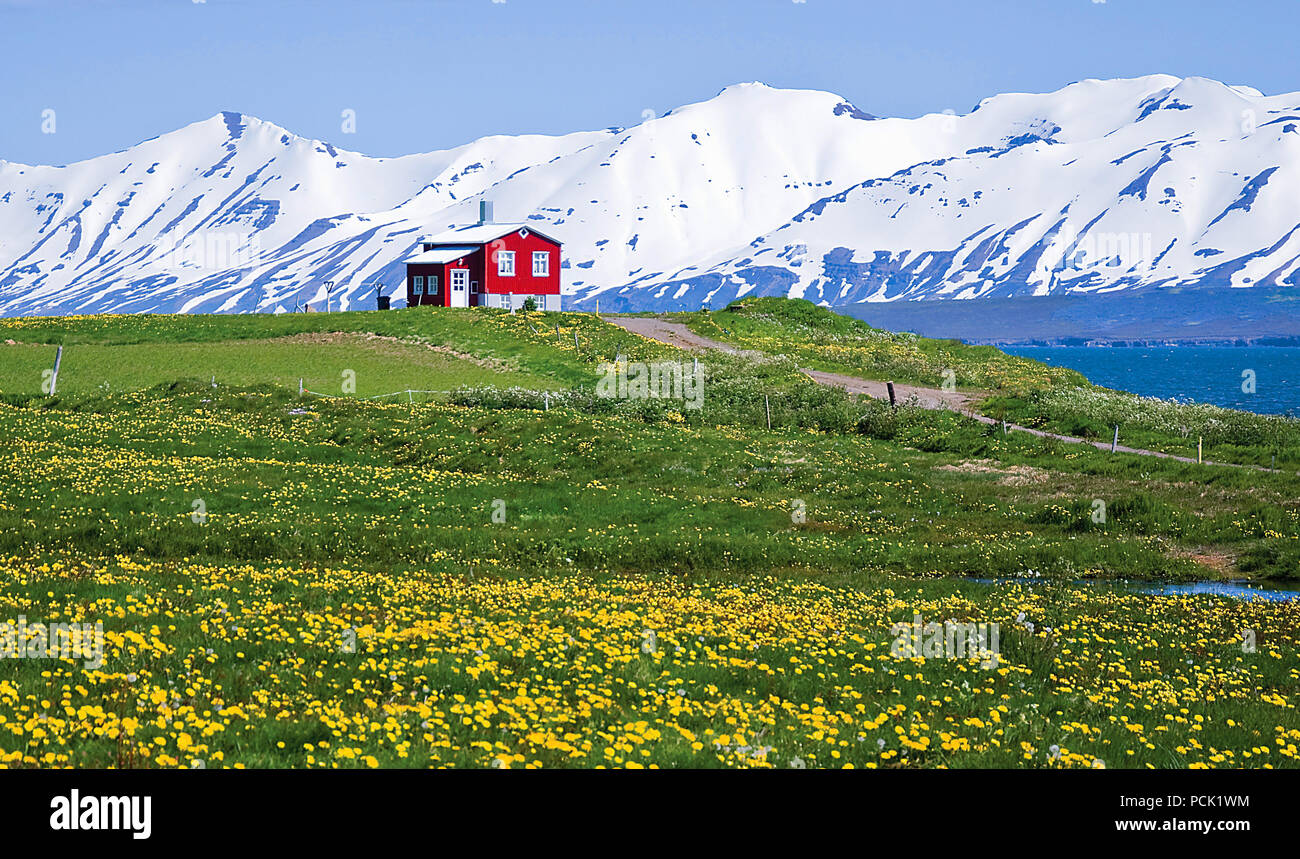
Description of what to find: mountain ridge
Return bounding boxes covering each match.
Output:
[1,75,1297,316]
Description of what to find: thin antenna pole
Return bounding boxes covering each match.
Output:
[49,345,63,395]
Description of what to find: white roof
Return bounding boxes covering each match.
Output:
[418,222,561,246]
[406,245,477,264]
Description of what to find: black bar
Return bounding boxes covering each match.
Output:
[4,769,1284,847]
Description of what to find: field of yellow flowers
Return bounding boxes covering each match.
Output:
[1,305,1297,768]
[2,554,1297,769]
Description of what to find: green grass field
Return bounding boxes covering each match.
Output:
[1,301,1297,769]
[0,334,553,398]
[0,306,669,389]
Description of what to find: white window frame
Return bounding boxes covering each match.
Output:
[412,276,424,295]
[427,275,438,294]
[532,251,550,277]
[498,250,516,277]
[451,269,468,291]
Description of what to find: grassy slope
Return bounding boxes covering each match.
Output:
[675,297,1089,394]
[676,297,1300,471]
[6,382,1296,581]
[0,335,553,398]
[0,303,1297,769]
[0,307,671,389]
[3,301,1296,581]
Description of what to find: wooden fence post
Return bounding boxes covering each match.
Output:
[1111,425,1119,454]
[1197,437,1203,464]
[765,395,771,430]
[887,381,896,408]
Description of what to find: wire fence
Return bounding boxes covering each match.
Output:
[300,386,455,403]
[298,381,561,411]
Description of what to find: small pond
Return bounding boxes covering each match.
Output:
[966,577,1298,602]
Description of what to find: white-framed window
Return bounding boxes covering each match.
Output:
[427,275,438,294]
[452,269,468,291]
[470,281,479,294]
[412,276,424,295]
[498,250,516,277]
[532,251,550,277]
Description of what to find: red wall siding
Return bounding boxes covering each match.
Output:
[482,230,561,296]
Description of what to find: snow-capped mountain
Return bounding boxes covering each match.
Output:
[1,75,1298,316]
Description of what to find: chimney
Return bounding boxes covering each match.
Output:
[478,200,494,225]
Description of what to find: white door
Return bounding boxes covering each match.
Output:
[450,269,469,307]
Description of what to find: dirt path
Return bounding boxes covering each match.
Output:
[606,316,975,412]
[603,316,1281,472]
[799,369,975,412]
[604,316,763,357]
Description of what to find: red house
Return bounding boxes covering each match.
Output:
[405,202,562,310]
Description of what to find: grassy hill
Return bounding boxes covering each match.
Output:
[677,296,1090,394]
[675,297,1300,471]
[1,301,1297,769]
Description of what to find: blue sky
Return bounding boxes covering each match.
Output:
[2,0,1296,165]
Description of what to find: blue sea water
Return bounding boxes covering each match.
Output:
[1004,346,1300,417]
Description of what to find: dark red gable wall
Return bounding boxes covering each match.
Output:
[464,248,485,305]
[406,263,445,307]
[406,248,487,306]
